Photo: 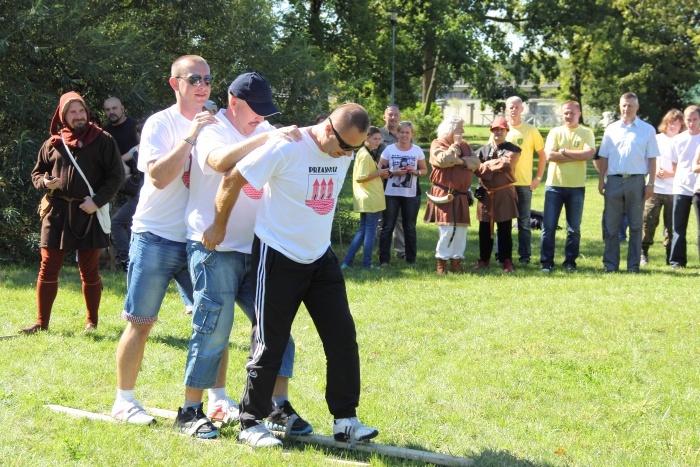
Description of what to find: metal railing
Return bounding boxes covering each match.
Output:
[480,113,603,128]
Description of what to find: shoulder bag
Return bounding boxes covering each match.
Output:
[61,137,111,234]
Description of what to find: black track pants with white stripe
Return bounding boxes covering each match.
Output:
[239,237,361,427]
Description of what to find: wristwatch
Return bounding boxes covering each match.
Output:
[559,148,566,155]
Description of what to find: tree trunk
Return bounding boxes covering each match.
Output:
[423,51,439,116]
[422,27,438,116]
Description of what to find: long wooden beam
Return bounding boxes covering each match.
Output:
[46,405,473,466]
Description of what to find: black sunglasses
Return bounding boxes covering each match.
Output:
[176,74,213,86]
[329,117,363,151]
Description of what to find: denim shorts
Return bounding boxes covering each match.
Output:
[122,231,192,324]
[183,241,295,389]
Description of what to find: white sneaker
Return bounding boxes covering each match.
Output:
[111,399,156,425]
[239,422,282,448]
[207,396,239,425]
[333,417,378,442]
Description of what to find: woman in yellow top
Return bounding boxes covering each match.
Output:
[342,126,390,269]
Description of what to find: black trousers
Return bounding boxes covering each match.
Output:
[479,220,513,262]
[239,237,361,427]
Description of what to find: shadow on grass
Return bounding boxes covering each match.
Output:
[272,437,555,466]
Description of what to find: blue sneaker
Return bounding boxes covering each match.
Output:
[265,400,313,435]
[173,403,219,439]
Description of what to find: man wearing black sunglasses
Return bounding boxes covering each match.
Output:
[202,103,379,448]
[179,71,314,441]
[113,55,223,437]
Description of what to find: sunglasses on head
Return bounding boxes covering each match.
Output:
[176,74,213,86]
[329,117,364,151]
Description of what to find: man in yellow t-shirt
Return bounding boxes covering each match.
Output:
[539,100,596,272]
[505,96,546,264]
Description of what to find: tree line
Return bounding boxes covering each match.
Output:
[1,0,698,261]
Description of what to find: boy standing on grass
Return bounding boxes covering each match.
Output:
[202,103,378,448]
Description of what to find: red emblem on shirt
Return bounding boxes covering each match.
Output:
[242,183,263,199]
[305,178,336,214]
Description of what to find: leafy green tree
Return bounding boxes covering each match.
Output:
[0,0,330,261]
[515,0,700,123]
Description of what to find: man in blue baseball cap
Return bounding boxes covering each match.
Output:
[173,71,311,440]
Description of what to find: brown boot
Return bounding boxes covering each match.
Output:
[449,258,463,274]
[436,259,447,275]
[19,324,47,334]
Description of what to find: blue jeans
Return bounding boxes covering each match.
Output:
[122,231,193,324]
[670,194,693,267]
[344,212,380,268]
[603,175,645,271]
[111,196,138,261]
[379,195,421,264]
[184,241,294,389]
[515,185,532,261]
[540,186,585,268]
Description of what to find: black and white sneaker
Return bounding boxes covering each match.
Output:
[333,417,378,442]
[173,403,219,439]
[265,400,313,435]
[239,421,282,447]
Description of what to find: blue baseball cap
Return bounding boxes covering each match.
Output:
[228,72,280,117]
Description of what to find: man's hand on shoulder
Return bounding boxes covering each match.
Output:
[273,125,302,142]
[188,110,218,139]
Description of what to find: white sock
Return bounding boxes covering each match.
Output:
[271,395,288,409]
[183,400,200,410]
[208,387,227,403]
[116,389,135,403]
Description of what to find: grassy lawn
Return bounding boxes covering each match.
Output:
[1,165,699,465]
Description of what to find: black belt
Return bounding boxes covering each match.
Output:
[610,174,643,178]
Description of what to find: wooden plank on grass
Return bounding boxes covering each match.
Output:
[147,407,178,419]
[147,406,472,466]
[46,404,115,423]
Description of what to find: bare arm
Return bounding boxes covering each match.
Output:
[597,157,608,195]
[693,145,700,173]
[546,146,596,162]
[644,158,656,201]
[414,158,428,176]
[148,111,217,189]
[201,167,249,250]
[530,148,546,190]
[206,125,301,173]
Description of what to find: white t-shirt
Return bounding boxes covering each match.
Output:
[238,131,351,264]
[671,131,700,196]
[654,133,675,195]
[132,105,192,242]
[380,144,425,197]
[186,110,274,253]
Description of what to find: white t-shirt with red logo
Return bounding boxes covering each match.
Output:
[186,110,274,253]
[132,105,193,242]
[238,130,351,264]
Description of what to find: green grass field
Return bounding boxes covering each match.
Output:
[1,161,699,465]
